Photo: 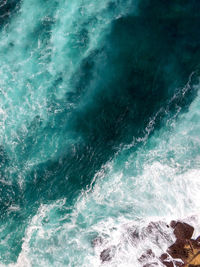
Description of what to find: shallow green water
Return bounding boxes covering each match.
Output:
[0,0,200,266]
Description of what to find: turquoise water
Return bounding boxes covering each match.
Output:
[0,0,200,266]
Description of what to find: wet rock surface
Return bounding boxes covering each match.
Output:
[92,236,103,247]
[160,252,184,267]
[93,219,200,266]
[100,246,116,263]
[171,221,194,240]
[138,249,155,262]
[161,220,200,267]
[100,248,112,262]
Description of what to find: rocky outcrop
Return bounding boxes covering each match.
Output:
[160,220,200,267]
[92,219,200,266]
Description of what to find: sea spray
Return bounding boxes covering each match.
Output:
[0,0,200,265]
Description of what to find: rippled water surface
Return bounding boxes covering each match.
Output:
[0,0,200,266]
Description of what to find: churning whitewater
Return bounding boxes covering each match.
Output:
[0,0,200,266]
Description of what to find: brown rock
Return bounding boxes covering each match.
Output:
[173,222,194,240]
[187,251,200,266]
[160,253,184,267]
[143,263,158,267]
[160,253,173,267]
[160,220,200,267]
[168,241,190,260]
[170,220,177,228]
[190,239,200,249]
[160,253,168,261]
[173,261,184,267]
[161,261,174,267]
[162,262,174,267]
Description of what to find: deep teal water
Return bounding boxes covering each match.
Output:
[0,0,200,266]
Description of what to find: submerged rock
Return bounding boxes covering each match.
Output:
[91,236,103,247]
[100,246,116,263]
[100,248,112,262]
[138,249,155,262]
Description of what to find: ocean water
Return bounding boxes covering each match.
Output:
[0,0,200,266]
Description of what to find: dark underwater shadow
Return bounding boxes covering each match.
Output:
[1,0,200,263]
[0,0,21,29]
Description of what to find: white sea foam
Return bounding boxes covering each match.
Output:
[10,164,200,266]
[10,85,200,266]
[0,0,200,265]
